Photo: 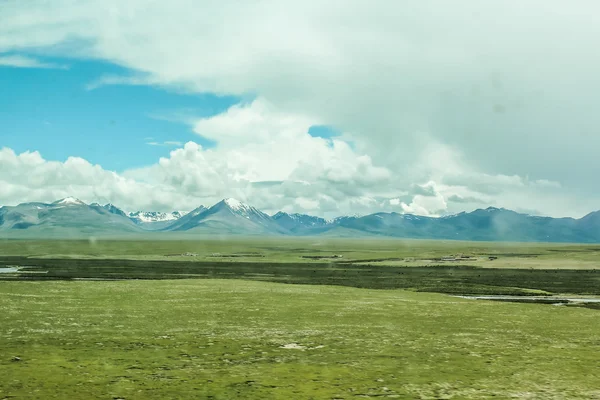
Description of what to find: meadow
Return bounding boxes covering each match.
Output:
[1,238,600,399]
[3,236,600,264]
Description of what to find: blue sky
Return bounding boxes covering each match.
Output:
[1,56,239,171]
[1,55,340,172]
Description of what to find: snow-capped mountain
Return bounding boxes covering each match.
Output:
[52,197,86,206]
[156,205,206,230]
[272,211,329,233]
[125,209,191,230]
[128,210,188,223]
[165,198,287,234]
[0,198,140,234]
[273,212,328,226]
[330,215,361,225]
[3,197,600,242]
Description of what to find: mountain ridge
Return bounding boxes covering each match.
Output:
[1,197,600,242]
[165,198,287,234]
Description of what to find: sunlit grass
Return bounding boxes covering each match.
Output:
[1,279,599,399]
[2,237,600,266]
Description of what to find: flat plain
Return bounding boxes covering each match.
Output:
[1,237,599,399]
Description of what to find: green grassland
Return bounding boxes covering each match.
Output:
[1,238,600,398]
[2,238,600,296]
[1,279,599,399]
[2,236,600,264]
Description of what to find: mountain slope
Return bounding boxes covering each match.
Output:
[102,203,128,218]
[272,212,329,234]
[0,198,141,235]
[128,210,190,230]
[335,207,590,242]
[166,198,288,235]
[2,197,600,242]
[160,205,207,231]
[336,212,436,238]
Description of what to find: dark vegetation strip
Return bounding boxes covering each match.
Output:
[1,256,599,296]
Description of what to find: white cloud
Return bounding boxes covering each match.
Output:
[400,184,447,217]
[1,94,596,217]
[193,99,312,142]
[85,74,166,91]
[125,99,395,215]
[2,1,600,217]
[0,95,396,215]
[0,54,68,69]
[0,147,201,212]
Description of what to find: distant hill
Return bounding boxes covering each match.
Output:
[128,210,190,230]
[0,198,141,236]
[165,199,288,235]
[2,198,600,242]
[272,212,329,234]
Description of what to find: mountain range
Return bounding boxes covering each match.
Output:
[1,197,600,242]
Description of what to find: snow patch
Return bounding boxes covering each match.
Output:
[402,214,421,220]
[128,210,189,223]
[224,198,244,211]
[54,197,85,206]
[221,198,263,218]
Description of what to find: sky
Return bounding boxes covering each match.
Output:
[1,0,600,218]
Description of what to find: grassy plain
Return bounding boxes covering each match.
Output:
[2,236,600,265]
[1,238,600,399]
[2,279,600,399]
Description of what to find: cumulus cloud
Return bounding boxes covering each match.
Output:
[399,182,447,217]
[401,195,447,217]
[0,147,201,212]
[123,99,395,215]
[410,183,437,197]
[0,140,595,218]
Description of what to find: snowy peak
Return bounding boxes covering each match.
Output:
[128,210,189,223]
[331,215,360,224]
[224,198,244,210]
[164,198,281,233]
[214,198,264,218]
[53,197,86,206]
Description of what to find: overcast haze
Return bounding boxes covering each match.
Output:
[1,1,600,217]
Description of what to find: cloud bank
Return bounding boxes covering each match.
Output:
[1,0,600,217]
